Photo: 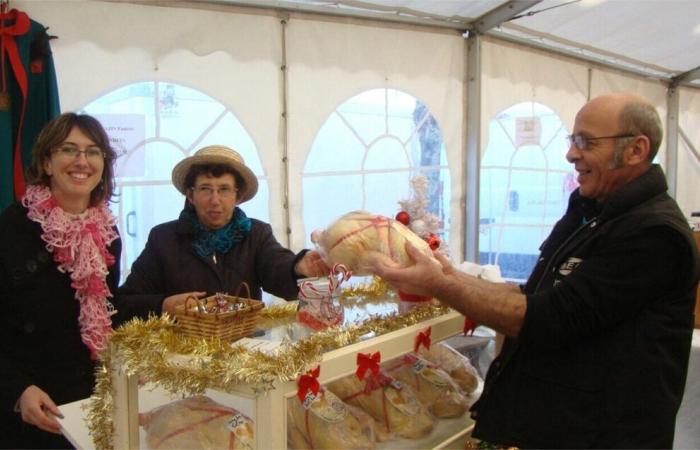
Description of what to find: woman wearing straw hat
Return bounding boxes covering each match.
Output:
[115,145,329,321]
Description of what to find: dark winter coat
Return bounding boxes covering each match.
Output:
[0,202,121,449]
[115,211,305,325]
[471,165,699,449]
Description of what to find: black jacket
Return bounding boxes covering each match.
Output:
[472,165,699,449]
[115,210,305,325]
[0,202,121,448]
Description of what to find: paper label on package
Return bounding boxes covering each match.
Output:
[410,359,449,387]
[384,386,420,416]
[309,390,347,423]
[226,414,254,449]
[302,391,317,409]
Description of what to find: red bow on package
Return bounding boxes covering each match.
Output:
[297,365,321,403]
[414,327,432,352]
[463,318,478,336]
[356,352,381,380]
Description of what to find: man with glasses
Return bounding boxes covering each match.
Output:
[368,93,699,448]
[115,145,329,322]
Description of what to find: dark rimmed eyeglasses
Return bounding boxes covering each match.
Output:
[566,134,635,151]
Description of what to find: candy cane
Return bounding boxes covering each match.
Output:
[329,263,351,294]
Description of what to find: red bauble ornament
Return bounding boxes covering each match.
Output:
[427,233,441,250]
[395,211,411,225]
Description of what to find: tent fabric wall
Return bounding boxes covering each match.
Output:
[481,37,589,152]
[285,16,466,253]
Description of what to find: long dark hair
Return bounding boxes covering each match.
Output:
[25,113,117,206]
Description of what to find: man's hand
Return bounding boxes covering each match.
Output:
[295,250,331,277]
[363,243,446,297]
[18,385,63,434]
[161,291,206,315]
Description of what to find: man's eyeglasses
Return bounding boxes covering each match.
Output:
[192,185,238,199]
[53,145,105,160]
[566,134,635,150]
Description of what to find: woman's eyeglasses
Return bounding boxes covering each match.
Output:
[53,145,105,160]
[192,185,238,199]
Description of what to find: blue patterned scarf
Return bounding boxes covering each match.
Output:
[183,206,252,258]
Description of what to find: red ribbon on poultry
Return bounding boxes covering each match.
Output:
[1,8,31,199]
[414,326,432,352]
[297,365,321,403]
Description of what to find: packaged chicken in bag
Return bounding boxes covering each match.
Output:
[139,395,253,449]
[326,353,434,441]
[311,210,432,275]
[287,386,375,450]
[418,341,481,395]
[384,353,469,418]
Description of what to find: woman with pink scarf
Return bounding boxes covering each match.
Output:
[0,113,120,449]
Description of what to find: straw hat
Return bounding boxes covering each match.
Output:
[171,145,259,203]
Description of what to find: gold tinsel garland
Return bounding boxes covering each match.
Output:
[87,284,446,449]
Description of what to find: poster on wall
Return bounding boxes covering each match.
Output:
[93,114,146,177]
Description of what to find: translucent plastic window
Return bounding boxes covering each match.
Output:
[479,102,577,282]
[302,88,451,248]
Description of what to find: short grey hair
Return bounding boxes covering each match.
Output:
[617,100,663,161]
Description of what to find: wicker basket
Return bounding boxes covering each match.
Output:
[173,283,264,342]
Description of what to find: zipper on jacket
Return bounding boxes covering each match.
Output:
[533,217,599,293]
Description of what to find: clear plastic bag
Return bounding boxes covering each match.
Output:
[311,210,431,275]
[287,387,375,450]
[139,395,253,449]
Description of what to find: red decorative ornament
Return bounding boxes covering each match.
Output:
[414,327,432,352]
[463,318,478,336]
[356,352,381,380]
[297,365,321,403]
[427,233,441,250]
[395,211,411,226]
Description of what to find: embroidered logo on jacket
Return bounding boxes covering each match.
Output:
[558,257,582,276]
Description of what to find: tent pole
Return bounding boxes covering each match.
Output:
[666,87,679,199]
[464,33,481,264]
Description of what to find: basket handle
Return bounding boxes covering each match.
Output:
[184,295,202,316]
[233,282,251,300]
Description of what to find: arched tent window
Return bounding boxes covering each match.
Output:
[302,88,451,248]
[479,102,576,281]
[81,81,268,281]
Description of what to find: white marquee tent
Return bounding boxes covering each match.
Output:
[11,0,700,280]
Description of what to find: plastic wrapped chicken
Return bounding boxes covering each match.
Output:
[384,353,469,418]
[139,395,253,449]
[311,210,432,275]
[326,368,434,440]
[287,387,375,449]
[418,342,481,395]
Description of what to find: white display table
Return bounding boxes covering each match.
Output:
[61,297,486,449]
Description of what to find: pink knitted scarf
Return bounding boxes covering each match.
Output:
[22,185,118,359]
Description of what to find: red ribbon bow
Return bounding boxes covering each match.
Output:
[1,9,31,199]
[356,352,381,380]
[414,327,432,352]
[297,365,321,403]
[463,318,478,336]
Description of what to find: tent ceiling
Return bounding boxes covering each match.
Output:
[213,0,700,87]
